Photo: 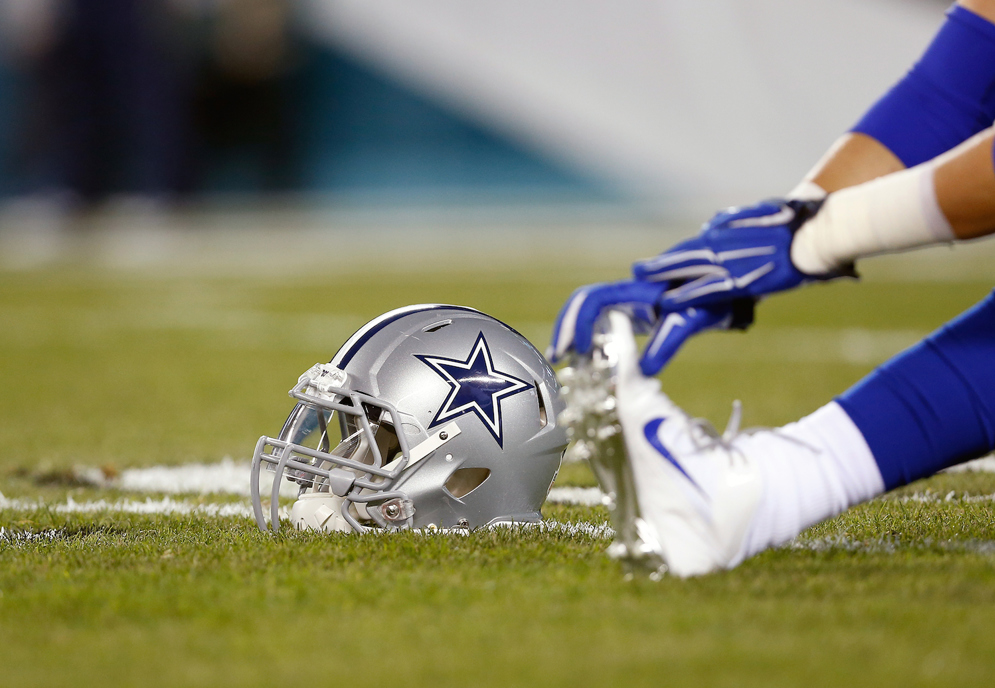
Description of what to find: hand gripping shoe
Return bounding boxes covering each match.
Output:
[558,311,764,578]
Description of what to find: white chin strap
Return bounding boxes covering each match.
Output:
[291,493,353,533]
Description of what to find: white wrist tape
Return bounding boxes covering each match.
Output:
[790,164,954,275]
[786,180,828,202]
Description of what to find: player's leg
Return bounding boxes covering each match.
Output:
[746,289,995,555]
[738,287,995,561]
[566,290,995,577]
[837,288,995,490]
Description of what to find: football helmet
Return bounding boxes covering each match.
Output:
[251,304,567,533]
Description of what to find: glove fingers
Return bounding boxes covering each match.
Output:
[633,249,721,281]
[549,281,666,360]
[661,271,734,307]
[548,285,596,362]
[638,311,693,376]
[571,281,664,354]
[638,306,732,375]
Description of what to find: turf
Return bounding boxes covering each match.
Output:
[2,243,995,686]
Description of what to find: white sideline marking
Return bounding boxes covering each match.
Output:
[942,456,995,474]
[546,486,604,506]
[0,494,267,519]
[117,458,299,498]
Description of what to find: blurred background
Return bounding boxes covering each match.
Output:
[0,0,955,267]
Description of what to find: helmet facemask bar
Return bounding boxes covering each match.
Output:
[251,372,416,533]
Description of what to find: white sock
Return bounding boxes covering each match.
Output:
[734,401,885,560]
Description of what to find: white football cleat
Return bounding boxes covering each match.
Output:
[559,310,763,578]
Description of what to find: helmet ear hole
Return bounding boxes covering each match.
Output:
[444,467,491,498]
[534,381,548,428]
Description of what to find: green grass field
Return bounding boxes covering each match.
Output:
[2,231,995,687]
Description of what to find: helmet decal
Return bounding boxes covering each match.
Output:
[417,332,531,447]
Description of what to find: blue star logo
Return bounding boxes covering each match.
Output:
[417,332,531,447]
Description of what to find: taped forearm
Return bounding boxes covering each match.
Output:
[790,164,954,275]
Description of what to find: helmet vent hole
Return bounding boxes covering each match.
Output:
[534,382,547,428]
[444,467,491,499]
[423,320,452,333]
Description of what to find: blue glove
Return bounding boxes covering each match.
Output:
[548,198,828,375]
[637,304,741,376]
[548,280,751,375]
[549,281,663,363]
[633,199,834,310]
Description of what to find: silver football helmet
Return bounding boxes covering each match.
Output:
[251,304,567,533]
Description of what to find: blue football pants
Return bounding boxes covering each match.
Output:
[837,289,995,490]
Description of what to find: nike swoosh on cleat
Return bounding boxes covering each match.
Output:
[643,418,705,494]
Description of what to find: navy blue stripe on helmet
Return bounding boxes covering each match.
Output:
[334,305,485,368]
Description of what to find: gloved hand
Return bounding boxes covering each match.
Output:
[548,280,663,364]
[548,198,839,376]
[547,280,752,375]
[636,300,753,375]
[634,198,839,311]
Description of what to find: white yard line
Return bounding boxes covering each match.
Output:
[0,494,265,519]
[546,486,605,506]
[941,456,995,474]
[116,458,300,498]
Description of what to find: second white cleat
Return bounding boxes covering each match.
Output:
[560,310,764,578]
